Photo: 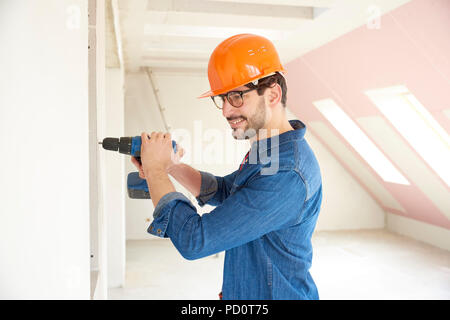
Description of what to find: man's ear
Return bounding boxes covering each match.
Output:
[265,83,282,107]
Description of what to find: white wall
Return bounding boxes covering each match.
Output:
[104,68,125,288]
[387,213,450,252]
[90,0,109,300]
[123,70,385,240]
[0,0,90,298]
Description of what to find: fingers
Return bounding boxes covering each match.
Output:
[131,156,141,169]
[131,156,146,179]
[179,145,185,157]
[142,131,172,142]
[175,144,185,158]
[142,131,168,140]
[150,131,159,140]
[138,169,145,179]
[131,156,145,177]
[141,132,150,141]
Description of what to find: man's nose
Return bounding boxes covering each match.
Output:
[222,98,235,118]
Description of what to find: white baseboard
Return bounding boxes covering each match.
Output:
[386,213,450,251]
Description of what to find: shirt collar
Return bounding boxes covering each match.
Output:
[249,120,306,159]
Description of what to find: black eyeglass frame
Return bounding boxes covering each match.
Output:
[211,87,258,109]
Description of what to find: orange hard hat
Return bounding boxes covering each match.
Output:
[198,34,286,98]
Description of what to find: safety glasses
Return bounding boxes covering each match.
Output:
[211,87,258,109]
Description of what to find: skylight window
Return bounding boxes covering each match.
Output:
[313,99,410,185]
[365,85,450,187]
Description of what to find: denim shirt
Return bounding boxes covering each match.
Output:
[148,120,323,300]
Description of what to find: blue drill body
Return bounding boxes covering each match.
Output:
[129,136,177,157]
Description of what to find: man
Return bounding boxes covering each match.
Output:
[132,34,323,300]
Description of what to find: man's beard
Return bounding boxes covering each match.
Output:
[232,99,266,140]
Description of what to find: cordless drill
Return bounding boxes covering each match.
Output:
[99,136,177,199]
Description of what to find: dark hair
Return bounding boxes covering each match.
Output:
[245,72,287,107]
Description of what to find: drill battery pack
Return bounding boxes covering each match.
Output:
[127,172,150,199]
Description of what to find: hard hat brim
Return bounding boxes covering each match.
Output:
[198,90,214,99]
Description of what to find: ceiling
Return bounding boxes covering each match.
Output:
[106,0,411,72]
[284,0,450,229]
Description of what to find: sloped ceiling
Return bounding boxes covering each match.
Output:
[286,0,450,229]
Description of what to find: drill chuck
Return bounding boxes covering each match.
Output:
[100,136,141,156]
[101,137,119,151]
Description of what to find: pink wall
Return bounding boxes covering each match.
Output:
[286,0,450,229]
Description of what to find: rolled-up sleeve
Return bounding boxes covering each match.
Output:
[147,191,193,238]
[196,170,239,207]
[196,171,218,206]
[148,170,307,260]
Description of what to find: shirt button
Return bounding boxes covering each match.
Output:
[150,226,154,231]
[157,229,162,234]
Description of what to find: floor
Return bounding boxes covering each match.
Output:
[108,229,450,300]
